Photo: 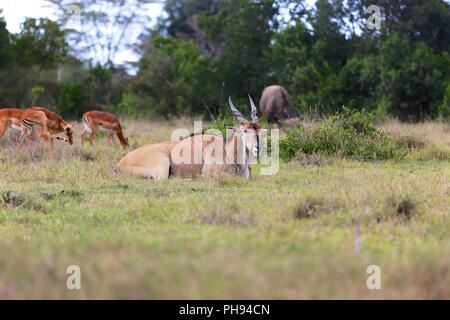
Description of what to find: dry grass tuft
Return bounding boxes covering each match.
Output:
[2,191,26,208]
[1,191,47,213]
[293,197,341,220]
[71,147,96,162]
[295,152,336,167]
[393,134,428,150]
[378,120,450,149]
[392,197,417,222]
[375,196,419,223]
[200,204,254,227]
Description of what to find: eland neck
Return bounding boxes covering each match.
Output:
[224,132,251,179]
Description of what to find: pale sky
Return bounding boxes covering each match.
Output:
[0,0,317,32]
[0,0,56,33]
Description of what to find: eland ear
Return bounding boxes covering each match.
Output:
[248,94,259,123]
[229,97,247,124]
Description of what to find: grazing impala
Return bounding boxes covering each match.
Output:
[115,96,263,180]
[0,108,23,143]
[81,111,128,147]
[20,108,56,148]
[30,107,74,145]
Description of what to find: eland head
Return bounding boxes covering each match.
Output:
[228,95,265,160]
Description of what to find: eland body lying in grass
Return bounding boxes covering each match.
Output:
[116,96,263,180]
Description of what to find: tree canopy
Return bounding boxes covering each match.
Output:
[0,0,449,121]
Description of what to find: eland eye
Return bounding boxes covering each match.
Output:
[244,130,247,133]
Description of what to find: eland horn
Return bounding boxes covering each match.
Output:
[248,94,259,123]
[229,96,247,123]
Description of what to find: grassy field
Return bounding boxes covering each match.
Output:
[0,119,449,299]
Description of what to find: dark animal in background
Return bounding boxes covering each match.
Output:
[259,85,296,124]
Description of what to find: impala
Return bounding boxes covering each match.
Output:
[81,111,128,147]
[30,107,74,145]
[115,96,263,180]
[0,108,23,144]
[20,108,56,148]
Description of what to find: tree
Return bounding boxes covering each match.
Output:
[45,0,157,68]
[12,18,68,69]
[0,10,12,69]
[163,0,278,97]
[121,35,213,118]
[162,0,222,58]
[360,0,450,52]
[272,21,314,111]
[0,18,68,107]
[377,33,450,120]
[272,1,354,113]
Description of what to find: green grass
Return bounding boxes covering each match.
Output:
[0,120,449,299]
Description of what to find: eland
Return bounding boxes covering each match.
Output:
[115,96,264,180]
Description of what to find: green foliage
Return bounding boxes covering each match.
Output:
[116,89,155,119]
[280,108,402,162]
[377,34,450,121]
[126,35,214,118]
[271,1,450,121]
[203,117,236,136]
[0,18,68,107]
[55,64,125,118]
[128,0,277,118]
[438,81,450,120]
[13,18,68,69]
[0,11,11,69]
[337,55,380,110]
[207,0,277,96]
[31,86,45,105]
[1,0,450,122]
[370,0,450,53]
[56,82,87,118]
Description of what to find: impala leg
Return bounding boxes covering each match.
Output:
[81,129,87,142]
[46,135,54,151]
[89,125,97,146]
[20,127,33,145]
[108,131,116,145]
[38,130,54,151]
[49,135,54,151]
[0,121,7,143]
[18,129,27,145]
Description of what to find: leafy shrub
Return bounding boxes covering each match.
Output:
[126,35,216,118]
[280,108,403,161]
[438,82,450,121]
[292,196,342,220]
[203,117,236,136]
[56,82,88,118]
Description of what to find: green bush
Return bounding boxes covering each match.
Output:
[280,108,403,162]
[438,82,450,120]
[56,82,87,118]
